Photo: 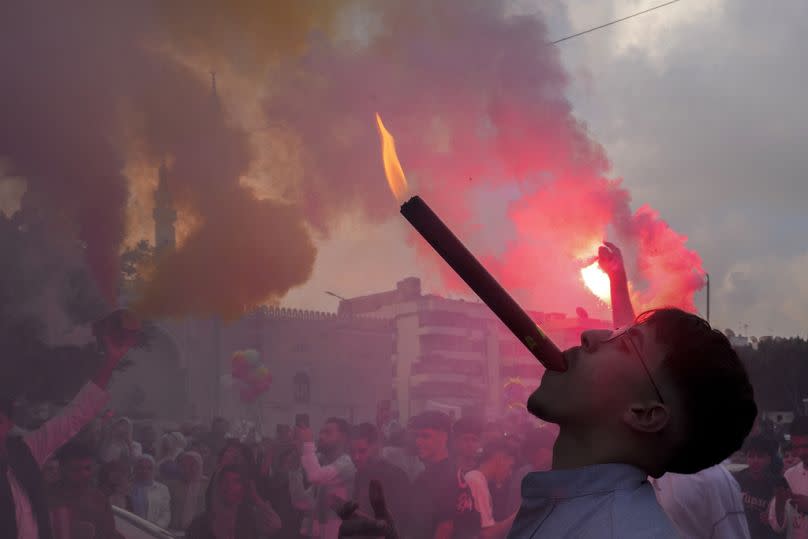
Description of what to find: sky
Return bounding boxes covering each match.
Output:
[284,0,808,338]
[1,1,805,339]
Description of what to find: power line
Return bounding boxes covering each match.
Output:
[551,0,685,45]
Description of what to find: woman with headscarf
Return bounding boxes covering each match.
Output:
[130,454,171,529]
[158,431,188,481]
[187,465,281,539]
[100,417,143,466]
[168,451,209,531]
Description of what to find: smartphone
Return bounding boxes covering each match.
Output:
[295,413,310,428]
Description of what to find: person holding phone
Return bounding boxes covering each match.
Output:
[290,418,356,539]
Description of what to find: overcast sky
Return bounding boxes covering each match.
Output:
[283,0,808,338]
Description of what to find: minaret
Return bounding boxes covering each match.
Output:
[153,161,177,253]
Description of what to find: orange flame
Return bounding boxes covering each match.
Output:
[581,261,611,304]
[375,113,409,203]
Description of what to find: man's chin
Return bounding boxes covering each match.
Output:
[526,388,553,421]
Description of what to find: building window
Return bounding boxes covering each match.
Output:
[293,372,310,403]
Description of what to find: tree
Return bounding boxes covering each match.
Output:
[740,337,808,413]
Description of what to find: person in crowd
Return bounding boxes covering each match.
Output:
[380,423,424,483]
[407,410,480,539]
[158,431,188,481]
[168,451,209,531]
[508,243,757,538]
[770,416,808,538]
[186,464,281,539]
[206,417,231,458]
[258,443,303,539]
[137,422,159,458]
[733,436,787,539]
[100,417,143,466]
[452,416,483,474]
[41,458,60,493]
[501,427,557,520]
[782,440,800,472]
[49,441,123,539]
[99,460,132,510]
[0,323,133,539]
[349,423,410,525]
[653,464,751,538]
[465,439,518,539]
[290,417,356,539]
[190,440,216,476]
[131,454,172,529]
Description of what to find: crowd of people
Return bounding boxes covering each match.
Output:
[2,242,805,539]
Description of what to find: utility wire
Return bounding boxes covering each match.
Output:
[551,0,684,45]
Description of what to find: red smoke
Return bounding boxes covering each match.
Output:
[264,1,705,316]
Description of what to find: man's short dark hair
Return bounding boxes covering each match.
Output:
[409,411,452,433]
[452,416,483,437]
[326,417,351,437]
[790,416,808,437]
[0,397,12,419]
[57,442,95,464]
[640,308,757,474]
[352,422,379,445]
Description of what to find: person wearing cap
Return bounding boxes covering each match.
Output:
[465,439,518,539]
[407,410,480,539]
[732,436,787,539]
[770,416,808,539]
[507,244,757,538]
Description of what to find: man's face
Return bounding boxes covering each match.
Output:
[220,471,245,506]
[63,458,94,489]
[746,450,771,475]
[0,413,13,441]
[350,438,378,470]
[42,459,60,485]
[179,455,200,482]
[454,432,481,461]
[134,459,154,482]
[113,421,130,440]
[318,422,344,453]
[790,435,808,464]
[491,452,516,483]
[414,428,448,463]
[527,325,666,430]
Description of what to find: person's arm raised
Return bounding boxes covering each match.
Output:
[26,315,137,464]
[599,242,636,329]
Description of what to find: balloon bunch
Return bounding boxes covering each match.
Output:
[231,349,272,403]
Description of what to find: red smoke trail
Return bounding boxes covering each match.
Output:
[263,1,705,316]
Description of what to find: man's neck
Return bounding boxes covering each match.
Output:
[552,426,628,471]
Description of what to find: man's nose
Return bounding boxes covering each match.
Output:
[580,329,613,352]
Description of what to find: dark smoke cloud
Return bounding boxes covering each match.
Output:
[0,1,318,318]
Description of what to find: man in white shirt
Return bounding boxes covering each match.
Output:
[291,417,356,539]
[654,463,750,538]
[770,416,808,538]
[465,439,517,539]
[507,243,757,538]
[0,313,136,539]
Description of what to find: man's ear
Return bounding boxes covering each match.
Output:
[623,402,670,434]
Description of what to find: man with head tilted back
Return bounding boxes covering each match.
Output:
[507,243,757,538]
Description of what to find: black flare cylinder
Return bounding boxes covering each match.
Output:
[400,195,567,372]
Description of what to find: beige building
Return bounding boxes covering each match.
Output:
[338,277,611,421]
